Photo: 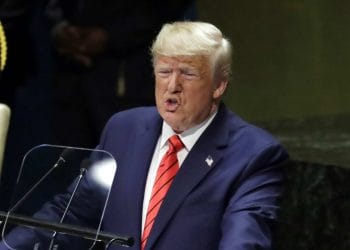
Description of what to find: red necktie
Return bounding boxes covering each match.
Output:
[141,135,184,250]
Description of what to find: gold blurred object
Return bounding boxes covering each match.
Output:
[0,21,7,71]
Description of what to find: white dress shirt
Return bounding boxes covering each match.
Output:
[141,111,217,232]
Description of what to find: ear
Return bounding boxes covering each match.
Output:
[213,80,228,99]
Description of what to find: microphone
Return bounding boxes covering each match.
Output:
[0,146,132,248]
[8,148,74,213]
[48,165,88,249]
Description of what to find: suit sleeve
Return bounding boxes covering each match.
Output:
[219,144,288,250]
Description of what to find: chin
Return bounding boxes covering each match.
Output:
[164,118,182,131]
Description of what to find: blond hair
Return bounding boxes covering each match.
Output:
[151,21,232,81]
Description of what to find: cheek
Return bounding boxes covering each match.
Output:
[155,81,163,97]
[182,92,208,114]
[155,79,167,91]
[188,85,213,103]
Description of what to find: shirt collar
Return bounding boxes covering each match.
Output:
[160,111,217,151]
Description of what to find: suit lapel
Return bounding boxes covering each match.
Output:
[120,111,162,243]
[145,105,231,250]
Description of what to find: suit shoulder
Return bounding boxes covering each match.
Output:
[107,106,158,126]
[223,112,289,168]
[226,111,285,152]
[100,106,159,140]
[98,106,160,151]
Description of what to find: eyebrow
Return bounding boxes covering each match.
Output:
[155,64,199,70]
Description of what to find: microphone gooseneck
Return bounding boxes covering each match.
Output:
[48,167,88,250]
[8,149,72,213]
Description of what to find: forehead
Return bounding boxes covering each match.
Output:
[154,55,210,69]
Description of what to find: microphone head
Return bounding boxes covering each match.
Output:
[59,148,75,161]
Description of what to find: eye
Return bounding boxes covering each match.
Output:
[181,69,200,80]
[156,69,172,78]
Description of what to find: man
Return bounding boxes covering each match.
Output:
[0,21,288,249]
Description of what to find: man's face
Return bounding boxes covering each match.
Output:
[154,55,227,133]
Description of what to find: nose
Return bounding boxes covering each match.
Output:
[167,72,182,93]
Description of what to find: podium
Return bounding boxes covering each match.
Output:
[0,145,133,249]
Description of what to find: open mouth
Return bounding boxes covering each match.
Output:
[165,98,179,111]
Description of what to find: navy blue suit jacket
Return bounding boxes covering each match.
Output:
[99,104,288,249]
[0,104,288,249]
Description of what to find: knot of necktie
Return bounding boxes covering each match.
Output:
[168,135,184,153]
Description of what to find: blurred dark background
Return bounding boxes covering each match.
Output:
[198,0,350,122]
